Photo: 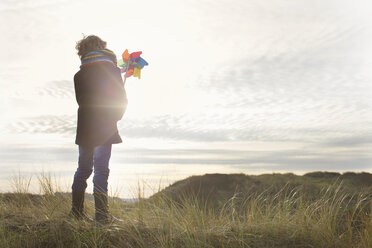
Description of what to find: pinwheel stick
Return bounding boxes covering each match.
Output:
[123,58,131,86]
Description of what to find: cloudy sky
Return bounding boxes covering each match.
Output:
[0,0,371,197]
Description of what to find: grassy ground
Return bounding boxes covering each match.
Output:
[0,172,371,248]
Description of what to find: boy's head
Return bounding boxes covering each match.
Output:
[75,35,107,58]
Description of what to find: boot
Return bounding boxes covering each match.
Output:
[94,192,123,224]
[69,191,92,222]
[94,192,109,223]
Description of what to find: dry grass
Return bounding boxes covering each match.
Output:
[0,172,370,247]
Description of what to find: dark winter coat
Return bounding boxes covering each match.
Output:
[74,62,128,146]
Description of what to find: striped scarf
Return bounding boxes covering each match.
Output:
[80,48,117,68]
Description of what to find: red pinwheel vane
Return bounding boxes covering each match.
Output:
[117,49,148,84]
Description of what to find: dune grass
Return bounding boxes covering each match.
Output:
[0,173,371,248]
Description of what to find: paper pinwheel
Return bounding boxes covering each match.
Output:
[117,49,148,84]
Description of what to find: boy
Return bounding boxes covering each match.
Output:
[70,35,128,223]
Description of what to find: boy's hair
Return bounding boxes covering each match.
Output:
[75,35,107,58]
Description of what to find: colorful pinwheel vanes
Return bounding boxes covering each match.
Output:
[117,49,148,80]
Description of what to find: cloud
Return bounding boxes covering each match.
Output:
[7,115,75,134]
[0,0,68,12]
[1,143,371,173]
[7,112,371,153]
[322,135,372,147]
[182,10,372,148]
[8,80,74,100]
[36,80,74,99]
[1,0,372,177]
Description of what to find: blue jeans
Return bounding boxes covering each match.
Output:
[72,144,112,193]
